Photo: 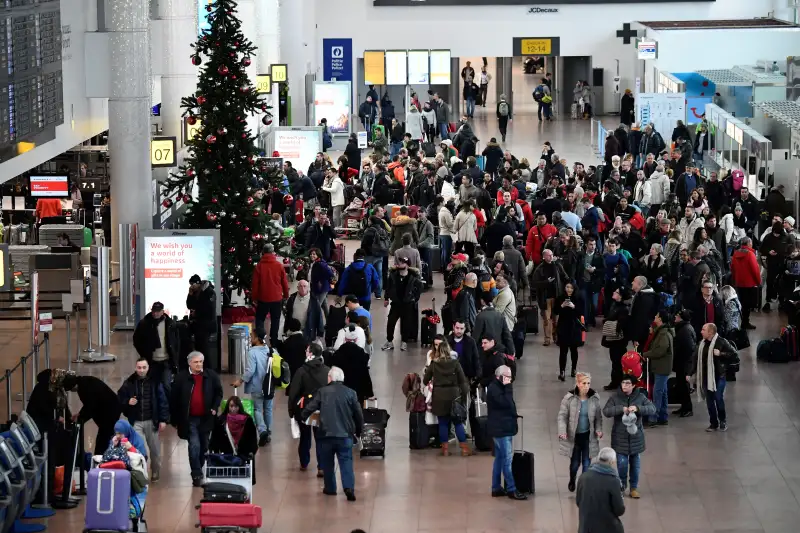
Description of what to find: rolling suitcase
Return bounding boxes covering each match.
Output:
[780,325,798,361]
[330,243,346,264]
[361,399,389,458]
[197,503,263,529]
[202,482,249,503]
[409,412,428,450]
[430,245,441,273]
[512,320,526,360]
[84,469,131,532]
[421,298,439,347]
[518,294,539,335]
[472,388,491,452]
[511,415,534,494]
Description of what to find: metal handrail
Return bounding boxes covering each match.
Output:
[1,337,49,420]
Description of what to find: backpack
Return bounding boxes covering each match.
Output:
[621,351,643,380]
[757,338,790,363]
[392,165,405,184]
[345,266,369,296]
[533,85,545,102]
[498,101,509,117]
[731,169,744,192]
[262,350,291,397]
[659,292,675,312]
[370,226,391,257]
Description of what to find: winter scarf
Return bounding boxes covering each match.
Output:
[696,334,718,401]
[226,414,248,447]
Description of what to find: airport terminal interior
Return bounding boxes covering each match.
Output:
[1,0,800,532]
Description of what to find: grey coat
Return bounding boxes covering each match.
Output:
[557,389,603,458]
[501,244,527,290]
[473,305,515,355]
[576,464,626,533]
[602,387,656,456]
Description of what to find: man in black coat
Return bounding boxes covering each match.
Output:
[576,447,626,533]
[448,322,481,382]
[186,275,217,369]
[479,334,517,387]
[170,351,224,486]
[117,358,170,480]
[626,276,661,350]
[672,310,697,417]
[59,372,122,455]
[689,280,724,338]
[132,301,180,391]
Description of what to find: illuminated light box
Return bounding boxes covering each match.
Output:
[429,50,451,84]
[408,50,429,84]
[314,81,352,135]
[386,50,408,85]
[364,50,386,85]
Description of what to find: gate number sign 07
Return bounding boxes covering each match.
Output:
[151,137,177,168]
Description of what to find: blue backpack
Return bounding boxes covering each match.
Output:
[659,292,674,312]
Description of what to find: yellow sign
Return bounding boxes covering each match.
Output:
[185,118,203,142]
[256,74,272,94]
[364,51,385,85]
[520,39,552,55]
[270,64,287,83]
[17,141,35,154]
[151,137,177,168]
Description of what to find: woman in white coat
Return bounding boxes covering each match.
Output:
[453,199,479,259]
[557,371,603,492]
[406,105,425,142]
[321,173,345,228]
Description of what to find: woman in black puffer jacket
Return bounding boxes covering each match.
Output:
[672,309,697,417]
[602,287,631,391]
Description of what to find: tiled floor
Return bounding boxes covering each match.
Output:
[14,68,800,532]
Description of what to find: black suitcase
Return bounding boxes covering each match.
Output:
[330,261,345,293]
[471,388,492,451]
[511,416,534,494]
[361,400,389,458]
[440,301,453,336]
[518,294,539,335]
[421,298,439,347]
[409,412,428,449]
[512,321,526,359]
[202,482,249,503]
[422,142,436,158]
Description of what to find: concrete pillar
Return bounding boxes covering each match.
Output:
[107,0,153,260]
[158,0,197,141]
[256,0,280,71]
[280,0,310,125]
[238,0,259,135]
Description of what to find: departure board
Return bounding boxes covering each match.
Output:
[0,1,64,162]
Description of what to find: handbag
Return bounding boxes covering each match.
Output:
[602,319,623,341]
[450,395,468,424]
[727,328,750,350]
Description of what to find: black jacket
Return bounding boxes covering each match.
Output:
[626,289,660,345]
[553,294,585,347]
[732,193,758,229]
[170,369,224,440]
[274,332,308,381]
[287,357,330,419]
[385,268,422,304]
[640,255,670,294]
[186,281,217,329]
[480,349,517,388]
[692,335,738,380]
[300,382,364,439]
[132,313,180,368]
[482,143,504,174]
[344,140,361,171]
[690,294,724,335]
[209,410,258,458]
[673,321,697,374]
[117,373,170,425]
[326,343,374,403]
[473,305,515,355]
[602,300,630,349]
[486,378,518,438]
[765,188,788,219]
[27,370,72,434]
[576,465,626,533]
[73,376,122,426]
[447,333,481,381]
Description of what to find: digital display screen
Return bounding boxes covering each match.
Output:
[30,175,68,197]
[385,51,408,85]
[430,50,451,84]
[408,50,429,84]
[364,51,386,85]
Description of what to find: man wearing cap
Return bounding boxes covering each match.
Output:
[252,244,290,346]
[133,302,180,391]
[783,216,799,241]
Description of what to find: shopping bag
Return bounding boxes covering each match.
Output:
[290,418,301,439]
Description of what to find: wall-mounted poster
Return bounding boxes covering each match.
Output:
[314,81,352,135]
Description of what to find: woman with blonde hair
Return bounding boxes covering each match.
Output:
[720,285,742,337]
[557,371,603,493]
[423,335,472,456]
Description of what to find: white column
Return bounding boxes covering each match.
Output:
[108,0,153,257]
[238,0,260,135]
[280,0,308,126]
[158,0,197,140]
[256,0,280,72]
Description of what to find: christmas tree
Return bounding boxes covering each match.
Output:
[163,0,288,299]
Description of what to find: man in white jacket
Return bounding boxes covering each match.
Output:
[322,170,345,229]
[632,170,652,217]
[677,205,705,249]
[647,164,671,214]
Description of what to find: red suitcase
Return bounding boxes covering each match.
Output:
[197,503,263,530]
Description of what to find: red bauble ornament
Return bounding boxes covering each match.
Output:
[217,127,227,135]
[191,55,201,66]
[244,226,250,232]
[235,221,241,226]
[215,42,220,47]
[271,187,279,193]
[162,199,173,208]
[211,198,218,204]
[182,194,191,203]
[207,149,212,153]
[205,5,211,11]
[186,115,197,125]
[229,53,235,57]
[196,95,206,105]
[242,58,251,67]
[248,257,253,264]
[206,134,217,144]
[186,168,195,177]
[246,196,254,206]
[251,234,262,241]
[228,247,235,253]
[218,65,229,76]
[261,115,272,126]
[241,133,247,138]
[283,194,293,206]
[234,41,240,47]
[206,212,217,222]
[240,86,250,93]
[252,209,260,217]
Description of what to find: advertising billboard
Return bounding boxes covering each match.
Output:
[430,50,451,84]
[314,82,351,135]
[30,175,69,197]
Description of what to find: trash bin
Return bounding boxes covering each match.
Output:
[227,326,249,376]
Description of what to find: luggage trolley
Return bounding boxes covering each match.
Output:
[202,456,253,500]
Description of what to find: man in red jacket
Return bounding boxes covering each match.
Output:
[729,237,760,330]
[252,244,290,346]
[525,212,558,265]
